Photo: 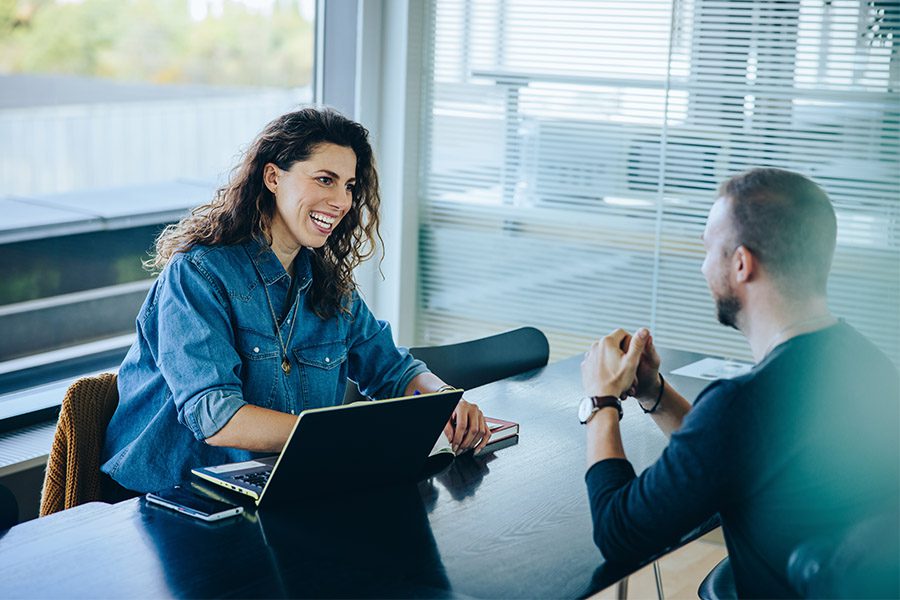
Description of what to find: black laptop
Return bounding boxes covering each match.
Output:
[191,389,463,509]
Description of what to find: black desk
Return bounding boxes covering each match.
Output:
[0,348,713,598]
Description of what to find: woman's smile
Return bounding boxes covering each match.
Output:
[309,210,338,234]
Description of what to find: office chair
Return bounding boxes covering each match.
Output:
[40,372,119,516]
[788,511,900,599]
[0,483,18,529]
[698,556,735,600]
[344,326,550,403]
[409,326,550,391]
[699,511,900,599]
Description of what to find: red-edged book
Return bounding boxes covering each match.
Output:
[425,415,520,472]
[485,416,518,444]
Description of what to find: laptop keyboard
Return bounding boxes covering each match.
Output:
[234,470,271,489]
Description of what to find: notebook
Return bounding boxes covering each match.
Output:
[423,416,520,473]
[191,389,463,509]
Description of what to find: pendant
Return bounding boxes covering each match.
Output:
[281,358,291,375]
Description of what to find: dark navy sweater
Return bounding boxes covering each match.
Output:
[585,322,899,598]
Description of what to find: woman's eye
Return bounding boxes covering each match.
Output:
[346,184,355,193]
[317,176,333,185]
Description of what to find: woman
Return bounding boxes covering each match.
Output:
[101,107,490,493]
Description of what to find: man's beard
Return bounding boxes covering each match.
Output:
[715,291,742,330]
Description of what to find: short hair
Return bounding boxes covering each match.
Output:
[718,168,837,297]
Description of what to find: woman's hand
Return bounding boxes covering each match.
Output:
[445,398,491,454]
[406,372,492,454]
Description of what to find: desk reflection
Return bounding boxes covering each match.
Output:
[141,484,452,598]
[260,485,451,597]
[435,451,497,502]
[423,436,517,506]
[138,499,281,598]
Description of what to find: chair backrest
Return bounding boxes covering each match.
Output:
[409,327,550,392]
[698,556,735,600]
[40,372,119,516]
[787,511,900,598]
[343,327,550,403]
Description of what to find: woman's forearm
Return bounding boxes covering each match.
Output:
[204,404,298,453]
[206,372,453,453]
[404,372,448,396]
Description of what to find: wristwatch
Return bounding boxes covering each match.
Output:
[578,395,623,424]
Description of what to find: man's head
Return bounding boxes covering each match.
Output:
[702,168,837,329]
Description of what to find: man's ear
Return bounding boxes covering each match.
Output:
[263,163,279,194]
[733,245,757,283]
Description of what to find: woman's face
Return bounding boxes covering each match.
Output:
[264,142,357,254]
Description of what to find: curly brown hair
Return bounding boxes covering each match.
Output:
[147,107,382,319]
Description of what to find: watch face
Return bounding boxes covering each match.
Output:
[578,396,594,423]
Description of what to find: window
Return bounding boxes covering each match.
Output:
[416,0,900,364]
[0,0,315,416]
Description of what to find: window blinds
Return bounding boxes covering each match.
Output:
[415,0,900,365]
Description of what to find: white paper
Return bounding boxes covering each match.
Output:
[670,357,752,381]
[429,431,454,457]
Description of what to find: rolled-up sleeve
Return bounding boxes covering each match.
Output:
[344,292,429,400]
[154,256,247,440]
[181,389,246,440]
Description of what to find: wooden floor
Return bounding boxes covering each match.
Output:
[591,529,728,599]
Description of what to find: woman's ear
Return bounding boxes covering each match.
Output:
[263,163,279,194]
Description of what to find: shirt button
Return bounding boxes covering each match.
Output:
[324,357,330,363]
[290,409,295,415]
[253,347,260,353]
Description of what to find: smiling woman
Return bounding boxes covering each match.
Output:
[100,107,491,495]
[145,109,380,322]
[263,143,358,269]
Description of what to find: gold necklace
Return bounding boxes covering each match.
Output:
[261,280,297,375]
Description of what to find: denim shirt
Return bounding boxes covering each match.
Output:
[101,238,428,492]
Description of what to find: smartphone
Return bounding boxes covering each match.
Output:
[146,485,244,522]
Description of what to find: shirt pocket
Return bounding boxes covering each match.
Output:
[292,340,348,409]
[235,326,280,409]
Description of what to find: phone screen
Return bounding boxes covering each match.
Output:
[146,485,243,521]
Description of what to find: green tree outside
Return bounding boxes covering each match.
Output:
[0,0,313,88]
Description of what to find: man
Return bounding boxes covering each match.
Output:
[579,168,899,598]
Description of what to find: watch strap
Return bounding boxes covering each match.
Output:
[586,395,623,422]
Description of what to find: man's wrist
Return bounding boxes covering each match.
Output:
[584,407,619,438]
[587,385,621,398]
[586,405,620,429]
[580,395,623,424]
[638,373,665,414]
[635,372,662,402]
[636,396,656,409]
